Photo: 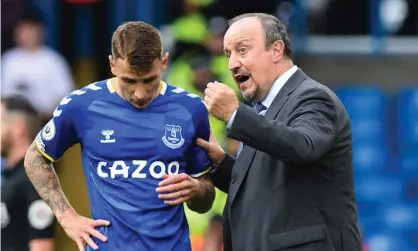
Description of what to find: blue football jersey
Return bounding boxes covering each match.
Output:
[35,79,212,251]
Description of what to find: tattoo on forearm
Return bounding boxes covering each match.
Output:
[24,143,71,216]
[188,176,215,213]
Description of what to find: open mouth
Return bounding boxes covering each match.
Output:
[234,75,250,85]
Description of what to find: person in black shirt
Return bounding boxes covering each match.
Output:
[1,95,55,251]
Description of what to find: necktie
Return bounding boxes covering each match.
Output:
[236,103,266,158]
[254,102,266,114]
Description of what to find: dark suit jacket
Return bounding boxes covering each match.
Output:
[210,69,362,251]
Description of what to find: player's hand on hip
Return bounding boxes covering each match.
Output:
[204,81,239,122]
[197,131,225,169]
[156,173,203,205]
[58,209,110,251]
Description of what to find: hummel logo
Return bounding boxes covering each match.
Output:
[101,130,115,143]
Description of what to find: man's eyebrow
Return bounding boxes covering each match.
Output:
[235,39,251,46]
[225,39,251,51]
[120,76,138,83]
[143,75,158,81]
[224,39,251,54]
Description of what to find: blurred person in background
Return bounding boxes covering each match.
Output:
[1,0,28,52]
[201,215,224,251]
[1,95,55,251]
[197,13,362,251]
[1,10,74,123]
[168,0,213,60]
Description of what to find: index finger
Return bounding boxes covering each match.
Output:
[196,138,211,150]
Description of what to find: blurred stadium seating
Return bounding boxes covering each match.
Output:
[335,86,418,251]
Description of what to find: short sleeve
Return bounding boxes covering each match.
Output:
[35,95,80,162]
[23,180,55,240]
[186,102,211,178]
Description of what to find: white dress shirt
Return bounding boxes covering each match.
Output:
[227,65,298,128]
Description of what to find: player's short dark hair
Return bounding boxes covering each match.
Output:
[2,95,40,139]
[111,21,163,72]
[228,13,292,59]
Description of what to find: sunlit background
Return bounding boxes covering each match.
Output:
[1,0,418,250]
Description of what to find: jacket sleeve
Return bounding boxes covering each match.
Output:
[210,153,235,193]
[228,88,338,164]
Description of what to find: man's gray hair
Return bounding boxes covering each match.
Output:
[228,13,292,59]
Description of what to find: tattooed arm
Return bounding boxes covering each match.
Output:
[25,141,110,251]
[24,142,73,218]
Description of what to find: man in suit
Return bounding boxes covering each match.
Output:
[197,13,362,251]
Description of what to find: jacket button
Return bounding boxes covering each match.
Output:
[231,179,236,184]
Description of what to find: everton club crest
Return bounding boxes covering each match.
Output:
[162,124,185,149]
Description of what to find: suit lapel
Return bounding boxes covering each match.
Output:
[228,69,308,205]
[265,69,307,119]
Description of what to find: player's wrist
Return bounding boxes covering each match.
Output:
[56,207,77,224]
[187,178,207,201]
[186,177,215,214]
[225,103,239,122]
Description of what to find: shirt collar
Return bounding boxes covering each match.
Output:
[261,65,298,109]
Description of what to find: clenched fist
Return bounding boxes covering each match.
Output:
[204,81,239,122]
